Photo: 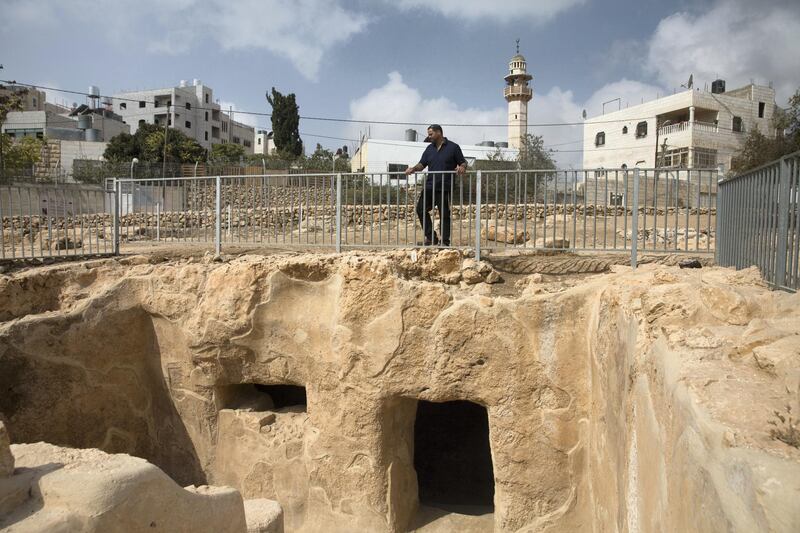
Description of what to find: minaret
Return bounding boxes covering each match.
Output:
[504,39,533,153]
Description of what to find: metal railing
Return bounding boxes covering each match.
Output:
[717,151,800,291]
[2,167,718,265]
[0,182,115,259]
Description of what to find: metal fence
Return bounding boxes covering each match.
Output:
[2,167,718,264]
[717,151,800,291]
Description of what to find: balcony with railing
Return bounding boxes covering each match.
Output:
[657,120,720,136]
[504,86,533,98]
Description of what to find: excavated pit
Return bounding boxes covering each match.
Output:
[0,250,799,532]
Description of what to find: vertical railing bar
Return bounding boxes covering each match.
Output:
[631,168,640,268]
[475,171,482,261]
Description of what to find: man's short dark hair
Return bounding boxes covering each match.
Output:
[427,124,443,134]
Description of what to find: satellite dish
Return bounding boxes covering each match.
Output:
[581,109,587,120]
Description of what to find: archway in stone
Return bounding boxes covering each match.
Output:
[413,400,494,513]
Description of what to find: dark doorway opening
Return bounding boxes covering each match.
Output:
[255,384,307,409]
[217,383,307,412]
[414,400,494,510]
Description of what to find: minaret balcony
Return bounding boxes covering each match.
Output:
[504,86,533,99]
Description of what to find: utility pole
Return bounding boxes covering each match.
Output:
[162,102,170,179]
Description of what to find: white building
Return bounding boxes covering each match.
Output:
[113,80,255,154]
[2,107,129,142]
[254,130,276,156]
[350,135,518,174]
[582,81,777,172]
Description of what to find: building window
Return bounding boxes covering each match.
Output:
[185,102,191,110]
[244,139,251,148]
[594,132,605,147]
[120,102,127,110]
[758,102,765,118]
[693,148,717,168]
[636,121,648,138]
[257,138,262,145]
[660,147,690,168]
[622,126,628,134]
[233,136,240,144]
[36,132,44,139]
[185,121,191,128]
[205,93,209,104]
[32,97,37,107]
[205,131,209,141]
[732,116,743,133]
[138,119,145,126]
[139,101,146,108]
[205,111,208,121]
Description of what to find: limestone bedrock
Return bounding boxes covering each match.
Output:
[0,250,798,532]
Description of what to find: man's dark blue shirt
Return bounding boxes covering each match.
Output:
[418,138,467,190]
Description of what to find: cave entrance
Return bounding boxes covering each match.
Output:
[217,383,307,412]
[413,400,494,512]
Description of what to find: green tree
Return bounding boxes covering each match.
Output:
[104,122,205,163]
[0,85,28,179]
[518,133,557,169]
[266,87,302,157]
[210,142,245,162]
[732,88,800,174]
[2,136,46,168]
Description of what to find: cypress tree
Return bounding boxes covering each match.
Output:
[266,87,303,157]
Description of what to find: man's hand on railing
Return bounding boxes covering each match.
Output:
[456,164,467,175]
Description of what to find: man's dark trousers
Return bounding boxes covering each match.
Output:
[416,186,451,244]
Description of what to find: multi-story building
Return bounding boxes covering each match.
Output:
[582,81,777,172]
[113,80,255,154]
[2,107,128,142]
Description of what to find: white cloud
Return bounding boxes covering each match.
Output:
[646,0,800,103]
[390,0,586,23]
[2,0,370,81]
[347,71,507,146]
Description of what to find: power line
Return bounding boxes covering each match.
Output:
[4,79,661,128]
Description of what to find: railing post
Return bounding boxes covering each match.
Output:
[631,168,640,269]
[156,202,161,241]
[775,156,791,288]
[335,172,342,253]
[112,178,120,255]
[475,170,482,262]
[215,176,221,256]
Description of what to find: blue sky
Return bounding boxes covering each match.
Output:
[2,0,798,166]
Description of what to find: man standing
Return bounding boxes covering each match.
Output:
[405,124,467,246]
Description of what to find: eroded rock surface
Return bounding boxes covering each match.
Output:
[0,251,798,532]
[0,441,284,533]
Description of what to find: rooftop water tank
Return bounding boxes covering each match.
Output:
[496,142,509,148]
[405,129,418,142]
[77,115,92,130]
[711,79,726,94]
[179,80,187,88]
[85,128,101,142]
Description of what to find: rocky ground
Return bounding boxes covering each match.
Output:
[0,249,797,532]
